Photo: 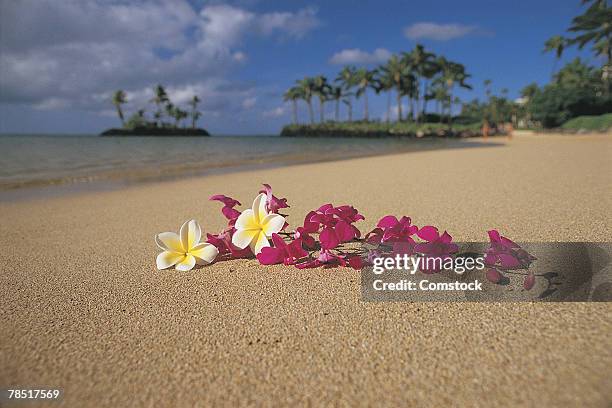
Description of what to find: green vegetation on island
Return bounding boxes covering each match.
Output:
[281,0,611,137]
[561,113,612,131]
[101,85,209,136]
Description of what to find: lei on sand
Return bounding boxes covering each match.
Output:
[155,184,538,289]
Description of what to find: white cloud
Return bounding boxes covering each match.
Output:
[263,107,286,118]
[404,23,477,41]
[0,1,320,115]
[329,48,392,65]
[257,7,321,39]
[242,97,257,110]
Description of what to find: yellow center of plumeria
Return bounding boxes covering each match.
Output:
[155,219,219,271]
[232,193,285,255]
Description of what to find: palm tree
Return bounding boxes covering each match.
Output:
[283,86,303,125]
[354,68,375,121]
[313,76,331,123]
[565,0,611,95]
[329,86,343,122]
[335,66,357,122]
[342,97,353,122]
[432,80,449,121]
[374,69,394,123]
[403,44,435,123]
[165,103,175,128]
[112,90,127,127]
[439,61,472,127]
[150,84,169,127]
[176,108,188,128]
[297,77,316,124]
[400,73,418,121]
[543,35,566,77]
[188,95,201,129]
[379,55,409,122]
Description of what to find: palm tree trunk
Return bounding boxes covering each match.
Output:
[422,80,427,117]
[292,100,297,125]
[307,99,314,124]
[396,88,402,122]
[348,101,353,123]
[386,92,391,124]
[115,106,125,126]
[409,98,414,122]
[448,89,453,129]
[335,99,339,122]
[319,97,325,123]
[364,90,369,122]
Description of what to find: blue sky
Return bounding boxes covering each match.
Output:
[0,0,599,135]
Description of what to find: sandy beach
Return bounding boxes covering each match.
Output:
[1,133,611,406]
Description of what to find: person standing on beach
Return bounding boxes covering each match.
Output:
[482,120,490,140]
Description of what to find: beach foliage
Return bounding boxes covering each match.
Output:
[110,84,203,131]
[561,112,612,130]
[287,44,472,128]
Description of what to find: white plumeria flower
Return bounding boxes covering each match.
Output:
[155,219,218,271]
[232,193,285,255]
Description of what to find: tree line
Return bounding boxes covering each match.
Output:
[284,44,472,126]
[111,85,203,130]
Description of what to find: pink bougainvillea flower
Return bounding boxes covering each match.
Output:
[414,226,459,273]
[415,226,459,256]
[206,230,251,258]
[379,215,418,242]
[485,230,536,270]
[294,226,317,249]
[485,268,503,283]
[259,184,289,214]
[256,233,308,265]
[365,227,384,245]
[365,215,418,246]
[296,249,362,270]
[209,194,242,224]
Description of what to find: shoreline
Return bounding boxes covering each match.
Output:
[0,137,501,202]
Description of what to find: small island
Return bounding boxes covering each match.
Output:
[100,84,210,136]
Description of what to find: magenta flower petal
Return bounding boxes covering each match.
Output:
[417,226,439,242]
[524,272,536,290]
[257,247,284,265]
[377,215,399,228]
[439,231,453,244]
[335,220,354,242]
[320,227,340,250]
[498,253,523,269]
[287,239,308,259]
[487,229,501,243]
[347,256,363,270]
[486,268,502,283]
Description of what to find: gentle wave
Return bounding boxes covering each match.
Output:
[0,134,480,192]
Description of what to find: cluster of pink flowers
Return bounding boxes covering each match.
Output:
[205,184,537,289]
[484,230,538,289]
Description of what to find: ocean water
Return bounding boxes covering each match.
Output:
[0,134,475,194]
